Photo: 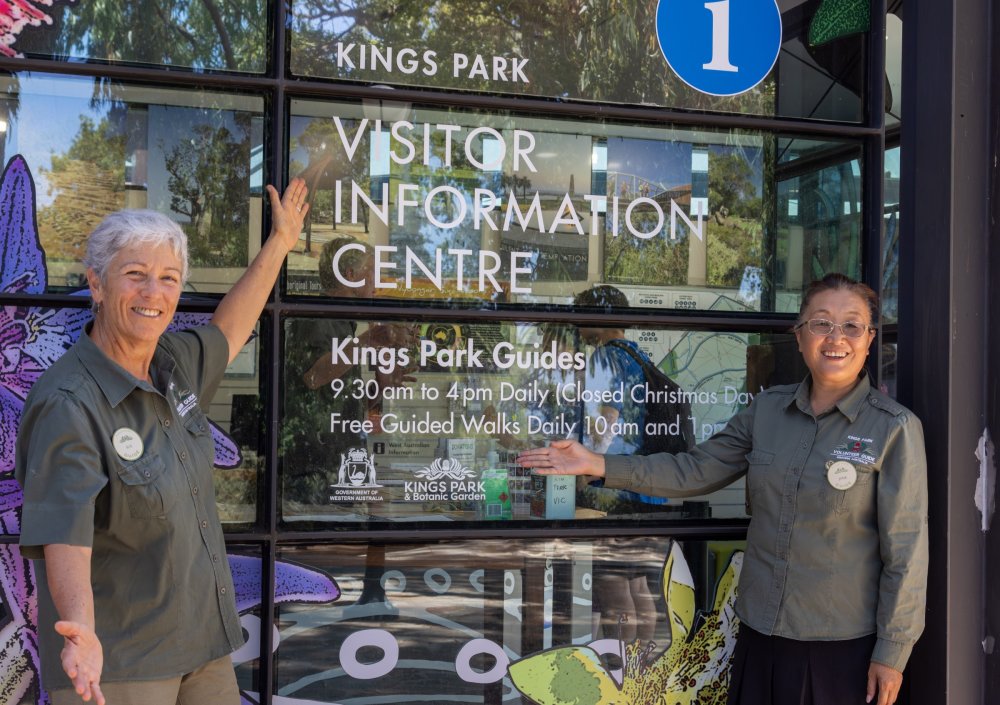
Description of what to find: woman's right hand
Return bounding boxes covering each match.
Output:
[517,439,606,478]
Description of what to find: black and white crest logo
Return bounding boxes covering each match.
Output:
[334,448,380,488]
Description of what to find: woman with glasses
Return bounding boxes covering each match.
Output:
[518,273,927,705]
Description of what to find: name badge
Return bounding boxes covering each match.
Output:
[113,427,144,461]
[826,460,857,491]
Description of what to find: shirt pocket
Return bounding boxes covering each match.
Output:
[745,449,776,515]
[115,454,176,519]
[829,464,878,514]
[182,409,215,467]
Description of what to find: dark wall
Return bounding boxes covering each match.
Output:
[984,0,1000,697]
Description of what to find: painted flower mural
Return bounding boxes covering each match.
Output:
[508,542,743,705]
[0,0,75,57]
[0,154,340,704]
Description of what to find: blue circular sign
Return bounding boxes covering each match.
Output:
[656,0,782,97]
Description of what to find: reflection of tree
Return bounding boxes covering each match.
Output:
[499,173,532,200]
[290,118,369,249]
[604,149,764,288]
[38,115,127,260]
[706,151,762,287]
[32,0,264,71]
[708,152,760,223]
[291,0,776,112]
[163,115,253,267]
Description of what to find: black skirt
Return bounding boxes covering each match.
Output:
[728,625,876,705]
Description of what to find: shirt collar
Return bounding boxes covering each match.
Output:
[73,323,176,407]
[788,371,872,423]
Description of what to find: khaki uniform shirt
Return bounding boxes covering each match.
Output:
[604,373,928,672]
[15,324,243,690]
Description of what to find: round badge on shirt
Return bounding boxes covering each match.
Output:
[113,427,144,461]
[826,460,858,490]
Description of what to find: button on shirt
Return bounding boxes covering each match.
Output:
[603,373,928,672]
[15,324,243,689]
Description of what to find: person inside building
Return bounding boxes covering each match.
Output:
[569,285,695,651]
[517,273,928,705]
[282,236,417,508]
[282,236,416,613]
[14,180,310,705]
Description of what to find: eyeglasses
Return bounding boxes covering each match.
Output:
[794,319,876,338]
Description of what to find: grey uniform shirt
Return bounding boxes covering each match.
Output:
[603,373,928,672]
[15,324,244,690]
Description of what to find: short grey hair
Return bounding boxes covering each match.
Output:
[84,210,189,285]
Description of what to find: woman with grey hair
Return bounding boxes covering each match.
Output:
[15,180,310,705]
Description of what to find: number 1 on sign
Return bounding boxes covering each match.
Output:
[703,0,739,73]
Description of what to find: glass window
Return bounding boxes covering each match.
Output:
[9,0,267,73]
[287,99,863,311]
[279,315,803,527]
[0,73,265,293]
[226,545,267,701]
[289,0,865,122]
[881,146,900,326]
[886,7,904,127]
[775,140,864,292]
[274,537,745,703]
[214,321,266,530]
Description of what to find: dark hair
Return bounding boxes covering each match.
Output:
[798,273,879,325]
[573,284,630,309]
[319,236,371,292]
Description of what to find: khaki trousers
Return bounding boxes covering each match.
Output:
[49,654,240,705]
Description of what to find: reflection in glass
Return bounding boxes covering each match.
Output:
[0,73,265,293]
[11,0,267,73]
[882,147,901,325]
[288,99,863,312]
[274,538,744,704]
[775,140,863,304]
[289,0,866,121]
[279,314,803,525]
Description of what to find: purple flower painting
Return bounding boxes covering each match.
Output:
[0,154,339,705]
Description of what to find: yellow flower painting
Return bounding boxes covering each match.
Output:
[508,542,743,705]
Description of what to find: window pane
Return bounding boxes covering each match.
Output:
[216,321,266,530]
[9,0,267,73]
[290,0,865,122]
[274,538,745,703]
[886,8,903,127]
[881,146,900,326]
[279,316,804,527]
[0,73,265,294]
[775,141,864,290]
[287,99,862,311]
[227,545,265,701]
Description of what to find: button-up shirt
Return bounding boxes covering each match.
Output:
[603,373,928,672]
[15,324,244,690]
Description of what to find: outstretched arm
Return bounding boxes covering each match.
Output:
[44,544,105,705]
[212,179,310,363]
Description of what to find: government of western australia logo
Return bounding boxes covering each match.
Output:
[329,448,384,503]
[335,448,380,487]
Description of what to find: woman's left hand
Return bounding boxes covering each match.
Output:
[266,178,310,253]
[866,662,903,705]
